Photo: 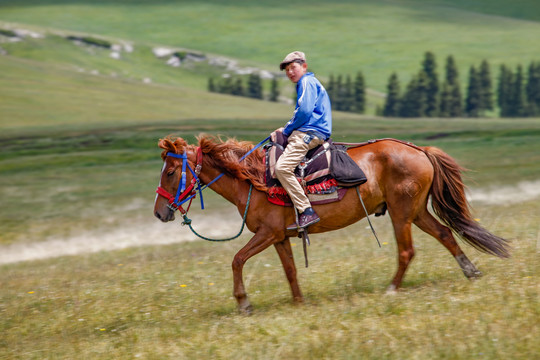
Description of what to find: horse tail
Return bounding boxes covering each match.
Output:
[422,146,510,258]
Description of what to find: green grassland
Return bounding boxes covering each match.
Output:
[1,1,539,358]
[1,0,540,91]
[1,199,538,359]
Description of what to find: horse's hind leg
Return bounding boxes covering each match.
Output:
[387,218,415,292]
[414,208,482,279]
[274,238,303,303]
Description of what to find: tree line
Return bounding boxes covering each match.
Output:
[207,54,540,118]
[382,52,540,118]
[208,74,279,102]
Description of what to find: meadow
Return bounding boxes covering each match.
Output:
[2,0,540,91]
[1,1,539,359]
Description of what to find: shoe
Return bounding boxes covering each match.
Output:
[286,208,320,231]
[298,208,320,228]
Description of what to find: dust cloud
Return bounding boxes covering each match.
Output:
[1,180,539,265]
[0,213,241,265]
[467,180,540,205]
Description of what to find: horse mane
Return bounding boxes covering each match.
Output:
[158,135,268,192]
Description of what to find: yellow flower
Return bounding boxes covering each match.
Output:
[208,282,215,286]
[27,291,35,294]
[180,284,187,288]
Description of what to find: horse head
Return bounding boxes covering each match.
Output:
[154,137,198,222]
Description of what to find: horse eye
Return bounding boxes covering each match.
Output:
[167,169,175,177]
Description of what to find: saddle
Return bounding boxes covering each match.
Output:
[264,130,367,206]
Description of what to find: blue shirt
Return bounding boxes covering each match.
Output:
[283,72,332,140]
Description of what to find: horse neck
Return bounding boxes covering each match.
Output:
[199,163,248,207]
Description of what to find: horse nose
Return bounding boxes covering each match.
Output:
[155,211,163,220]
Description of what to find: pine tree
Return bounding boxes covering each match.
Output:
[509,65,526,117]
[247,73,263,99]
[400,72,428,117]
[383,72,400,117]
[478,60,494,115]
[341,75,353,111]
[231,77,244,96]
[422,52,439,117]
[334,75,344,111]
[440,55,462,117]
[465,66,481,117]
[497,64,513,117]
[354,71,366,113]
[326,74,336,104]
[269,77,279,102]
[525,61,540,116]
[219,75,233,94]
[438,82,452,117]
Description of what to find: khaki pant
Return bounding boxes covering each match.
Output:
[275,131,324,213]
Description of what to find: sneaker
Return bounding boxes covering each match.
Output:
[286,207,320,230]
[298,207,320,228]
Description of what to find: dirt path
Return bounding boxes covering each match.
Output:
[2,180,539,265]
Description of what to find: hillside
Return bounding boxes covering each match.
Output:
[1,0,539,93]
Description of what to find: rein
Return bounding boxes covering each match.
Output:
[156,136,269,242]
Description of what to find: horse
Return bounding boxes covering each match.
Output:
[153,134,510,314]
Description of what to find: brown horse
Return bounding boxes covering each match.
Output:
[154,135,510,314]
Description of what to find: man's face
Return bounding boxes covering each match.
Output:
[285,62,307,83]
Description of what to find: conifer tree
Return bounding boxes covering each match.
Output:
[497,64,513,117]
[525,61,540,116]
[422,52,439,117]
[478,60,494,115]
[438,82,452,117]
[383,72,400,117]
[440,55,462,117]
[465,66,481,117]
[342,75,353,112]
[334,75,344,111]
[509,65,526,117]
[269,77,279,102]
[247,73,263,99]
[220,76,233,94]
[354,71,366,113]
[231,77,244,96]
[326,74,336,104]
[400,72,428,117]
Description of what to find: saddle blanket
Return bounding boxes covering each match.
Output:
[264,130,365,207]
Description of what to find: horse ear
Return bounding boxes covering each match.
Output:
[173,138,188,152]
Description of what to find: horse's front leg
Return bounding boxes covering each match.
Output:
[232,228,281,315]
[274,238,303,303]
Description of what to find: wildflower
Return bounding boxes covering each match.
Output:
[179,284,187,288]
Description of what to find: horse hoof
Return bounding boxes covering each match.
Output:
[385,284,398,295]
[466,270,483,279]
[238,304,253,316]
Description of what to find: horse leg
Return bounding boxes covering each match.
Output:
[387,219,415,293]
[414,208,482,279]
[232,229,281,315]
[274,238,303,303]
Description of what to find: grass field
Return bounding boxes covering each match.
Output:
[1,1,539,358]
[1,199,538,359]
[1,0,540,91]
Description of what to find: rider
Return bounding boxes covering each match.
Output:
[274,51,333,230]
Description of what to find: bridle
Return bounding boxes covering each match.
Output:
[155,136,269,217]
[156,146,224,215]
